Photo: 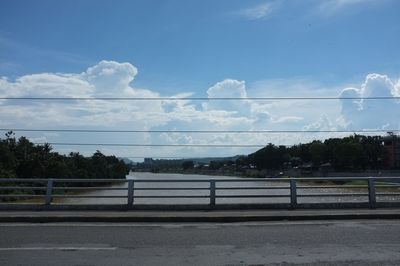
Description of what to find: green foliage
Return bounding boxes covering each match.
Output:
[248,143,289,170]
[0,132,129,179]
[209,161,224,170]
[182,160,194,170]
[242,134,385,171]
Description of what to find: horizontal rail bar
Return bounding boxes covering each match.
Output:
[296,177,400,181]
[52,179,128,183]
[134,187,208,191]
[130,179,213,183]
[132,196,210,199]
[0,178,128,183]
[209,179,291,182]
[376,193,400,196]
[215,195,290,198]
[0,195,45,198]
[0,179,49,183]
[297,186,368,189]
[51,195,127,198]
[52,187,128,191]
[297,193,369,197]
[1,177,400,182]
[217,186,289,190]
[0,187,46,190]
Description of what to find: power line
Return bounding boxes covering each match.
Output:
[1,128,399,133]
[123,156,238,159]
[126,157,197,159]
[33,142,266,147]
[1,96,400,101]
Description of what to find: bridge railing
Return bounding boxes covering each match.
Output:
[0,177,399,210]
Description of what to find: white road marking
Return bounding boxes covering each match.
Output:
[0,247,117,251]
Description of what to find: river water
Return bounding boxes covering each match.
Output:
[54,172,400,205]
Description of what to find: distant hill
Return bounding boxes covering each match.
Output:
[136,155,244,165]
[190,155,243,164]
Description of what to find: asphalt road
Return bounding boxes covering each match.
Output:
[1,220,400,266]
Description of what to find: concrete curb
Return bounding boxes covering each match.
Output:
[1,210,400,223]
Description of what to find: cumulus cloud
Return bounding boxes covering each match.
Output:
[338,73,400,130]
[202,79,273,131]
[0,73,93,98]
[0,61,275,157]
[0,61,166,154]
[395,79,400,96]
[206,79,247,98]
[203,79,251,114]
[1,60,399,158]
[83,60,138,94]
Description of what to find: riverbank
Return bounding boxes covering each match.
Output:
[135,169,283,178]
[135,168,400,179]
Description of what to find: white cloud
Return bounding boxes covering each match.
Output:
[0,73,93,98]
[0,62,274,158]
[203,79,252,115]
[317,0,382,14]
[237,2,275,20]
[272,116,304,124]
[332,0,370,7]
[206,79,247,98]
[303,114,336,131]
[83,60,138,94]
[361,73,395,97]
[338,73,400,130]
[1,60,399,158]
[395,79,400,96]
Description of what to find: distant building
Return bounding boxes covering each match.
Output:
[383,135,400,169]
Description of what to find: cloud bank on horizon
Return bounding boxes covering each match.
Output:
[0,60,399,158]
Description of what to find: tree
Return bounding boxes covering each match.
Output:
[182,161,194,170]
[309,141,326,166]
[249,143,287,170]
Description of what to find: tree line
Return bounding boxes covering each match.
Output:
[0,132,129,179]
[245,134,387,171]
[135,134,394,174]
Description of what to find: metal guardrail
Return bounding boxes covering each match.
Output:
[0,177,400,210]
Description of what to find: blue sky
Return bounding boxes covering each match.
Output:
[1,0,400,159]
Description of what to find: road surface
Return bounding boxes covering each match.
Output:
[1,220,400,265]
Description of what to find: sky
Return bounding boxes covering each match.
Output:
[0,0,400,160]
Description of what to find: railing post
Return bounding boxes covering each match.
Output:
[45,179,54,206]
[368,178,376,209]
[210,180,216,207]
[290,179,297,209]
[127,179,134,207]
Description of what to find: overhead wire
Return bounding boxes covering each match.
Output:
[1,96,400,100]
[1,128,398,133]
